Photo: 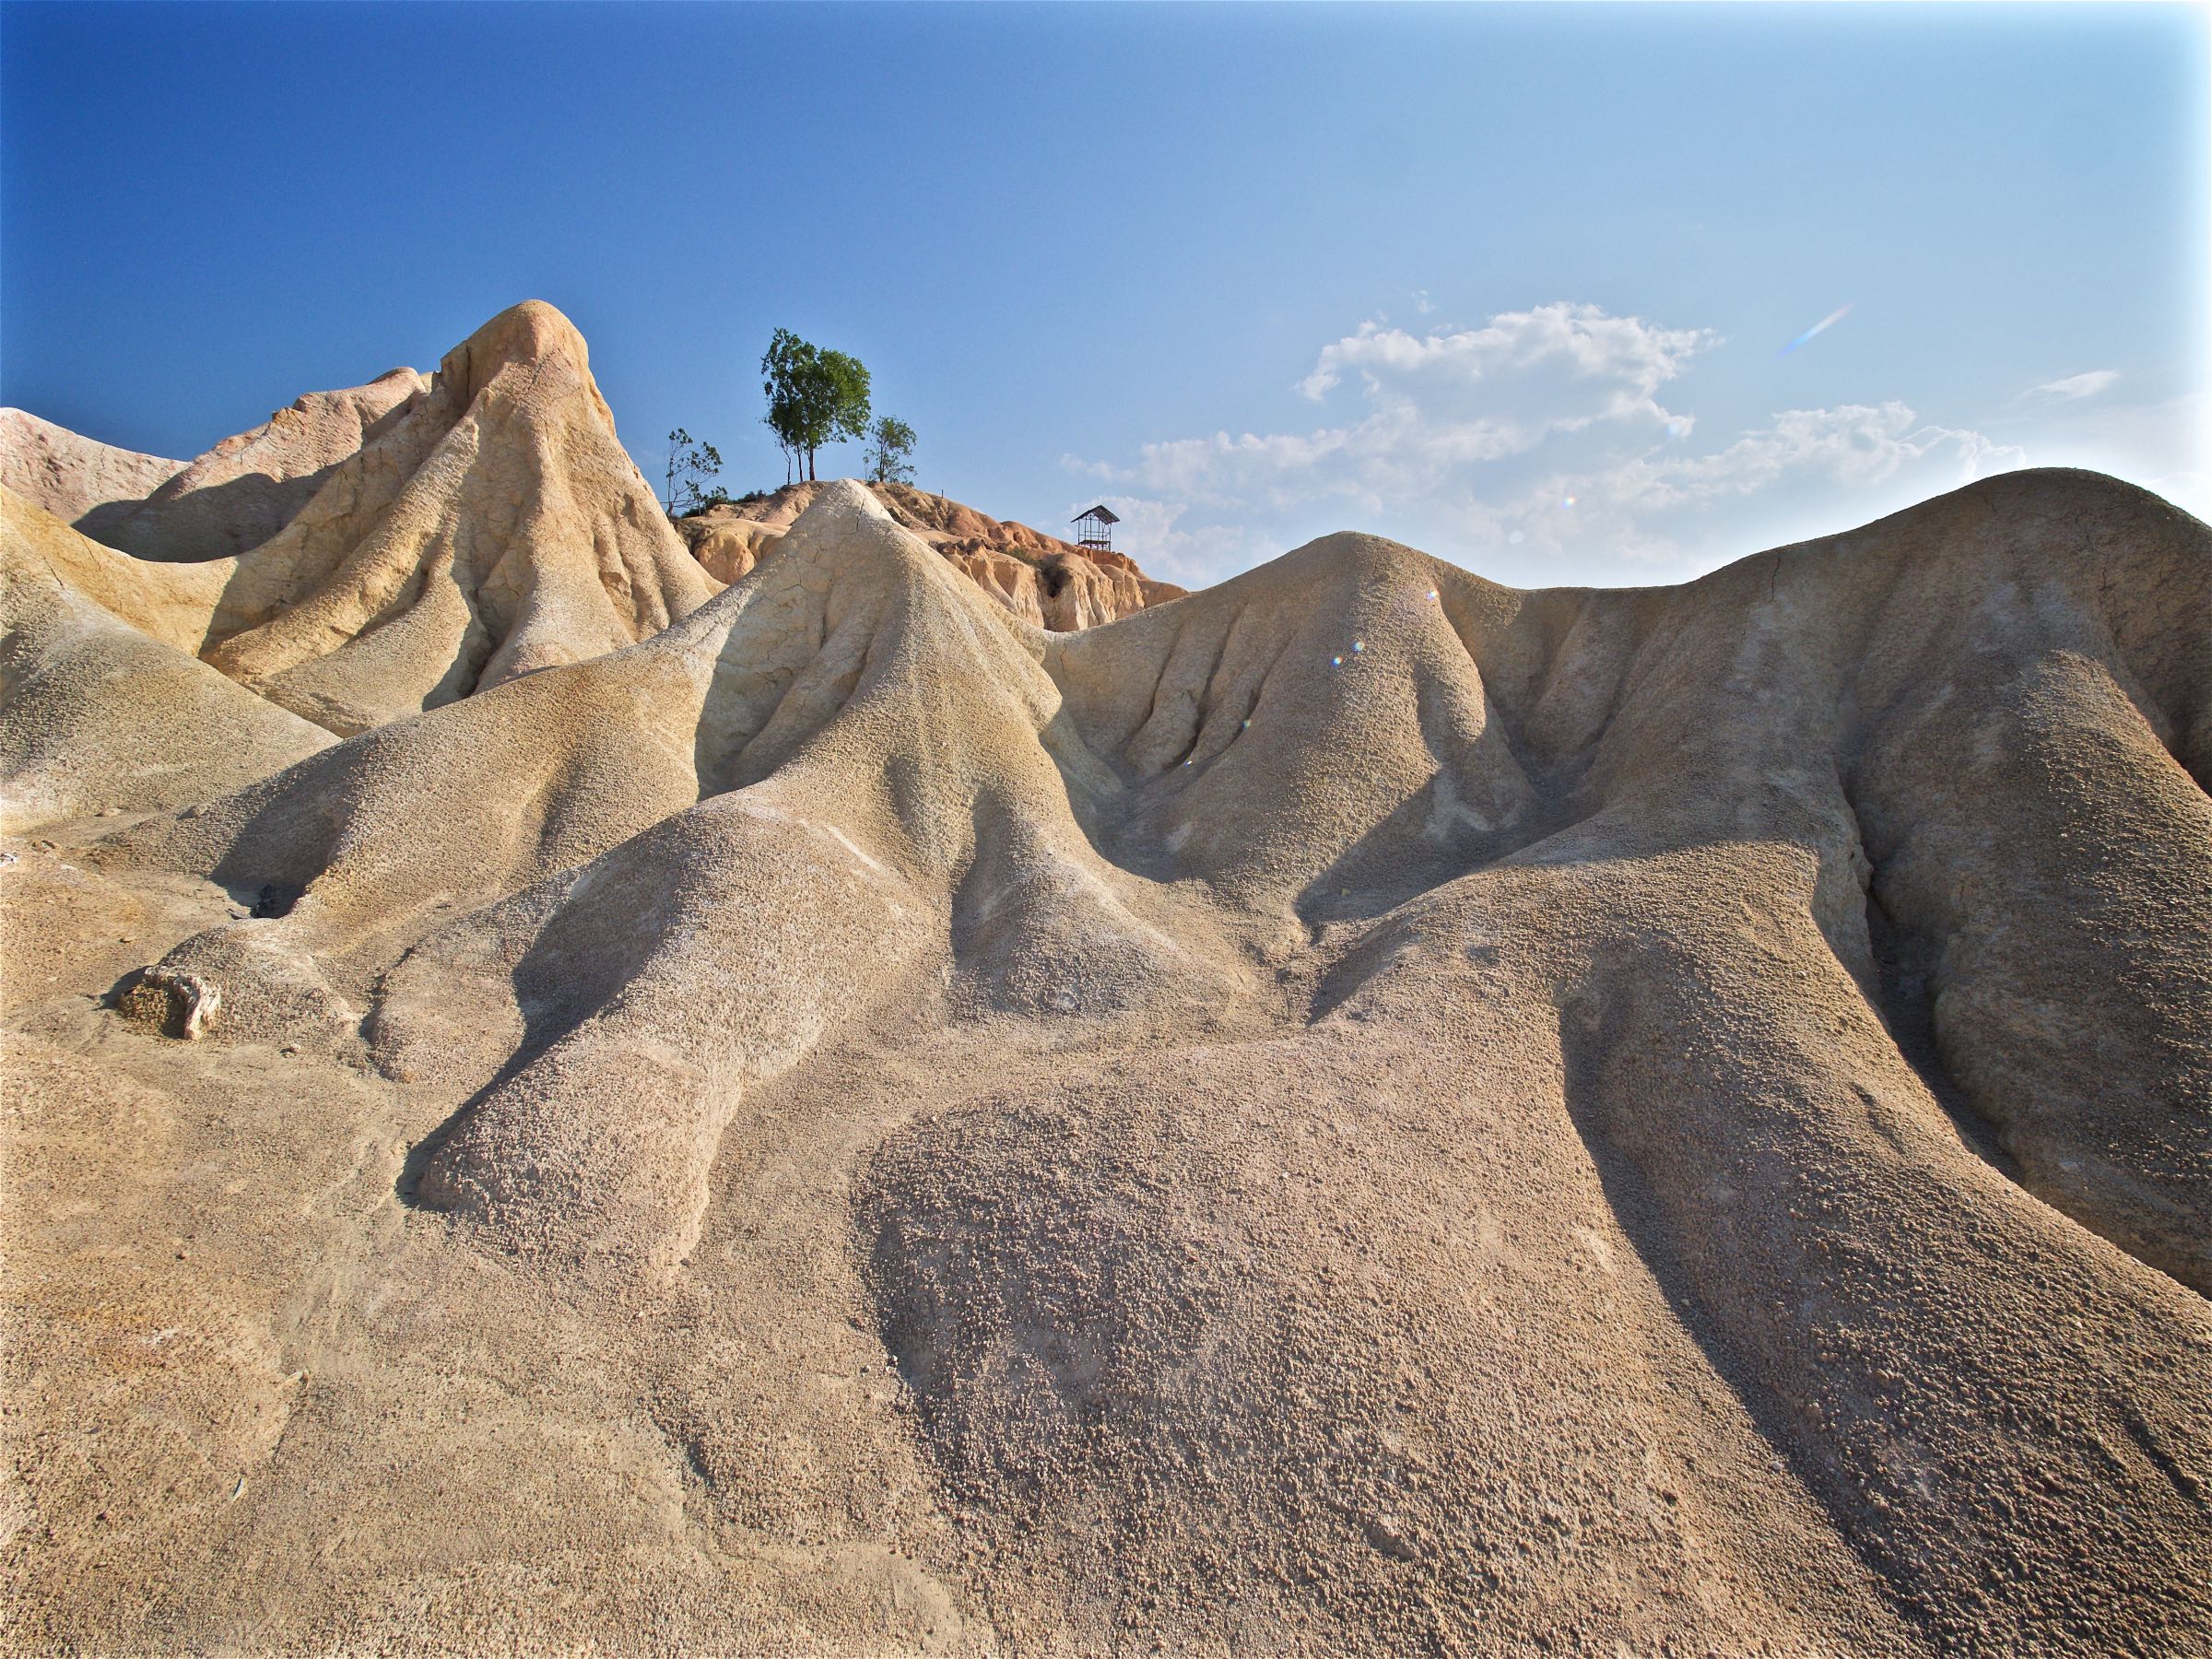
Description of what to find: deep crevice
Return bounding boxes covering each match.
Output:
[1858,889,2023,1182]
[1832,765,2025,1185]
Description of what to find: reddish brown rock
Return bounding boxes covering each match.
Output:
[673,510,785,586]
[677,479,1176,629]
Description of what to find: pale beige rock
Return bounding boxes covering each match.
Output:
[0,407,185,528]
[114,964,223,1040]
[944,543,1047,626]
[1036,547,1145,630]
[4,369,426,564]
[0,488,332,831]
[672,508,785,585]
[89,367,427,561]
[936,541,1147,630]
[1138,575,1191,606]
[0,486,229,654]
[5,422,2207,1657]
[191,301,714,735]
[3,304,712,742]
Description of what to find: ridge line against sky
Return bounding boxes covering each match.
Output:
[2,0,2205,589]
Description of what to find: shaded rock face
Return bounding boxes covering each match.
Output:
[84,368,429,561]
[675,479,1179,629]
[4,371,427,563]
[4,312,2209,1657]
[0,487,333,830]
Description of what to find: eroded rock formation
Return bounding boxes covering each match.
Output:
[88,368,429,561]
[674,478,1182,629]
[1,302,713,737]
[1,316,2206,1655]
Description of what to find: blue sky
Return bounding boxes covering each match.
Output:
[3,2,2205,589]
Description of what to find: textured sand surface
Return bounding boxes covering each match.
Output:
[1,327,2206,1653]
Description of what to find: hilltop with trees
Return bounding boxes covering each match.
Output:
[654,330,1176,627]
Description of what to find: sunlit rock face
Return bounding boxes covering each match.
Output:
[0,406,189,532]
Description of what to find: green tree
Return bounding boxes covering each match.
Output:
[864,416,917,486]
[760,329,872,483]
[663,428,724,516]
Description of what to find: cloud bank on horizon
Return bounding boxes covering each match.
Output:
[1068,300,2206,592]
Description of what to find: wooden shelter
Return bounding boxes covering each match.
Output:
[1072,504,1119,554]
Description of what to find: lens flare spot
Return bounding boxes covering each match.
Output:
[1352,641,1365,653]
[1783,303,1853,355]
[1331,655,1343,667]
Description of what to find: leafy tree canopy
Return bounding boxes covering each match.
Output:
[761,329,871,483]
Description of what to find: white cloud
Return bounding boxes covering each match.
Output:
[1411,288,1433,315]
[1582,403,2020,512]
[1081,303,1716,526]
[2018,370,2119,404]
[1071,300,2040,586]
[1070,496,1260,589]
[1498,405,2027,570]
[1294,302,1715,418]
